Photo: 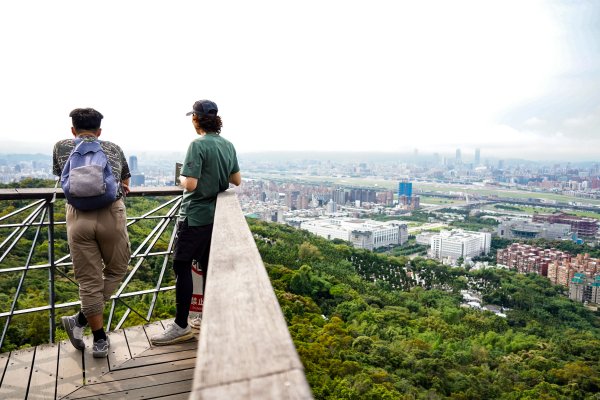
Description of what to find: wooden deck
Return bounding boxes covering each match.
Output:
[0,320,199,400]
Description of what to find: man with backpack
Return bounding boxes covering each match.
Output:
[150,99,241,346]
[52,108,131,358]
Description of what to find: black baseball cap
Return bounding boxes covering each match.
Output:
[186,100,218,116]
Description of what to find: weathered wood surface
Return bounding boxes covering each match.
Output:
[29,343,60,400]
[190,190,313,400]
[0,347,35,399]
[0,321,197,399]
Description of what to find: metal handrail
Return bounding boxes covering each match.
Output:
[0,186,183,350]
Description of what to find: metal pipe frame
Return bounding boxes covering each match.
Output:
[0,187,183,349]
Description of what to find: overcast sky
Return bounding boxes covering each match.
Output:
[0,0,598,161]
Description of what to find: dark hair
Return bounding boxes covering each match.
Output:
[69,108,104,132]
[197,115,223,134]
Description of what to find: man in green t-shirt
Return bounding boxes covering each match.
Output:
[151,100,241,346]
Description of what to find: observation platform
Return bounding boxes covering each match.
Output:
[0,188,313,400]
[1,320,198,399]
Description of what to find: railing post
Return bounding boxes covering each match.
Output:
[47,198,56,343]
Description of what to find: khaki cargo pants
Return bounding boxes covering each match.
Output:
[66,198,131,318]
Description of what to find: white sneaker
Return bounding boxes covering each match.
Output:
[150,323,194,346]
[189,315,202,330]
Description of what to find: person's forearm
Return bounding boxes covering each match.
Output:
[180,176,198,191]
[122,178,130,194]
[229,171,242,186]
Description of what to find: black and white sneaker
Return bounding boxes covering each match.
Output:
[61,314,86,350]
[92,337,110,358]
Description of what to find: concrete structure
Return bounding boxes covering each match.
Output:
[300,218,408,251]
[430,229,491,261]
[532,212,598,238]
[497,217,572,240]
[416,231,437,246]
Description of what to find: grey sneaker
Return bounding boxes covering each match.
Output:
[61,314,86,350]
[151,323,194,346]
[92,337,110,358]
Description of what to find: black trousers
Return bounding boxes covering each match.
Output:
[172,219,213,327]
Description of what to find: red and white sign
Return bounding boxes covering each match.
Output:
[190,260,204,315]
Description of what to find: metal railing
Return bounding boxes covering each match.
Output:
[0,187,182,350]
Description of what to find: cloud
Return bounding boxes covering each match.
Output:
[523,117,547,128]
[561,106,600,138]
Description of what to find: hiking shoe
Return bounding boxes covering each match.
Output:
[92,337,110,358]
[151,323,194,346]
[61,314,86,350]
[189,315,202,330]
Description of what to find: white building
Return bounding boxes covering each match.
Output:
[416,231,437,246]
[430,229,491,261]
[300,218,408,251]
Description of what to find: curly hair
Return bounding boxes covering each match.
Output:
[196,115,223,134]
[69,108,103,132]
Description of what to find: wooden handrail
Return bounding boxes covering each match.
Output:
[0,186,183,200]
[189,190,313,399]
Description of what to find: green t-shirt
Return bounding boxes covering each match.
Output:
[179,133,240,226]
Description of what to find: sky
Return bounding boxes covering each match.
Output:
[0,0,598,161]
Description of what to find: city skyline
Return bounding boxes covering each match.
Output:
[0,1,598,160]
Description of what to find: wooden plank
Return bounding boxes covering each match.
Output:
[28,342,59,400]
[0,351,10,385]
[112,349,196,370]
[152,393,190,400]
[63,368,194,399]
[106,329,130,370]
[0,347,35,400]
[85,357,196,384]
[192,369,313,400]
[132,339,197,358]
[82,335,109,385]
[124,325,149,358]
[100,379,193,400]
[142,320,164,343]
[56,340,84,399]
[192,191,311,397]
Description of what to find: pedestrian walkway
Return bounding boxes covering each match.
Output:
[0,320,198,400]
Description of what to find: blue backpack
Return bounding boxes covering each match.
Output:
[61,138,118,210]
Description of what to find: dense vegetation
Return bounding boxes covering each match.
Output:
[2,180,600,398]
[249,219,600,399]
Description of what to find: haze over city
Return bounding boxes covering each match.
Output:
[0,0,598,161]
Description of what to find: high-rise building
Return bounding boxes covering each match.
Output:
[474,148,480,165]
[129,155,138,173]
[455,149,462,164]
[398,181,419,208]
[398,181,412,198]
